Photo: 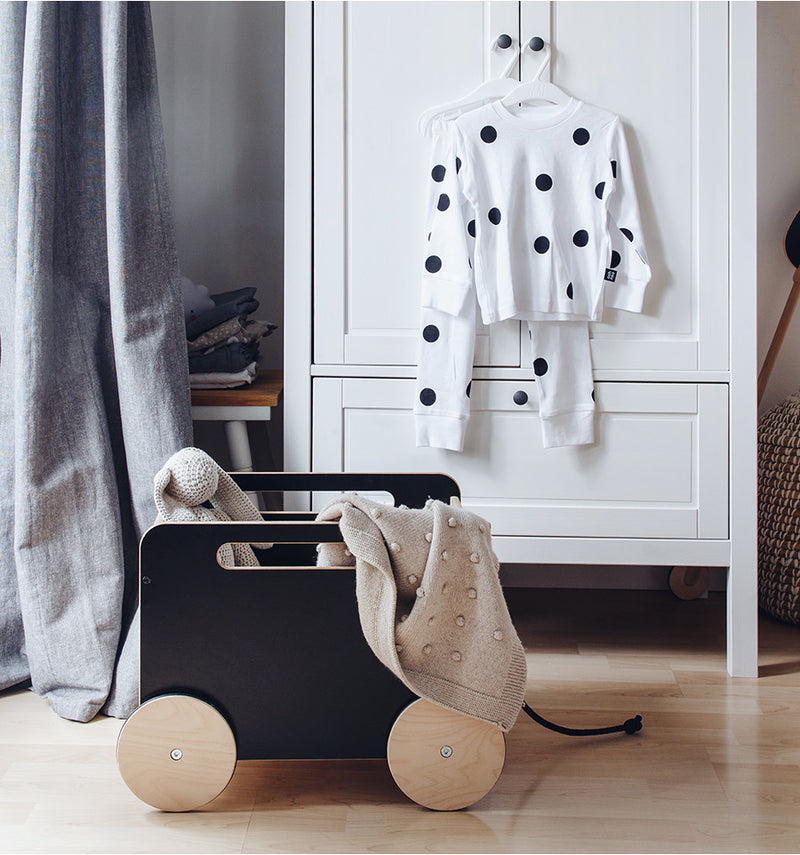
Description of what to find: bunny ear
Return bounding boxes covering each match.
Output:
[211,468,262,521]
[153,464,182,520]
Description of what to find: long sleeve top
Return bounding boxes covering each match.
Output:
[421,98,651,325]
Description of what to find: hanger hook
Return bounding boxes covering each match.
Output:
[492,35,520,80]
[526,37,552,80]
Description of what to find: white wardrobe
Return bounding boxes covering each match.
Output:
[284,1,758,676]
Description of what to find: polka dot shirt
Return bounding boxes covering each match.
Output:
[422,99,651,326]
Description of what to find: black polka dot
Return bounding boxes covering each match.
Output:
[467,220,476,238]
[566,282,574,300]
[466,381,472,398]
[422,324,440,343]
[431,164,446,182]
[591,389,596,402]
[480,125,498,143]
[456,157,462,174]
[425,256,442,273]
[611,159,618,178]
[488,207,502,225]
[620,228,634,242]
[420,388,436,406]
[573,229,589,247]
[535,173,553,191]
[468,258,472,269]
[610,250,621,268]
[573,127,590,145]
[427,232,431,242]
[533,358,549,377]
[437,194,450,212]
[533,236,550,254]
[595,181,606,199]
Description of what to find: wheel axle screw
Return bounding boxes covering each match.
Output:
[170,748,183,761]
[440,745,453,758]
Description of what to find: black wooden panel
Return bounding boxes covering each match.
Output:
[139,473,461,759]
[230,472,460,511]
[139,521,415,759]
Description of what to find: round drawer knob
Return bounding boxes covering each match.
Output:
[529,36,545,52]
[513,390,528,406]
[496,33,513,49]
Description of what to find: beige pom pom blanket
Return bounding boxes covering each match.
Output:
[317,494,527,732]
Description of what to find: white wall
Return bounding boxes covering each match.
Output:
[151,1,284,368]
[150,1,285,472]
[757,2,800,417]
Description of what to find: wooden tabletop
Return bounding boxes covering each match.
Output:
[190,369,283,408]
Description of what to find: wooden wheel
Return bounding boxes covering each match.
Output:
[669,566,710,600]
[116,694,236,811]
[386,698,506,810]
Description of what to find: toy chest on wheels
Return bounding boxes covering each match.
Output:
[116,472,508,812]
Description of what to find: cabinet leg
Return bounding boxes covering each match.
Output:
[669,566,710,600]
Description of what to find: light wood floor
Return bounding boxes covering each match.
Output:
[3,588,800,854]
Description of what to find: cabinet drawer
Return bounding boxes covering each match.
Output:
[313,378,728,539]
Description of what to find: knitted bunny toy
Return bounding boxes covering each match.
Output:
[153,447,270,566]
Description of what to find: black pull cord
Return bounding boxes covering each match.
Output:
[522,701,642,737]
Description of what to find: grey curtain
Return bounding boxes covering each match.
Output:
[0,2,192,721]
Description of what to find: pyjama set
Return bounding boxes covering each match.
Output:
[414,98,651,449]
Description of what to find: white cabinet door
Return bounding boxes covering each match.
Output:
[313,377,729,540]
[522,1,729,372]
[313,0,521,368]
[313,0,729,374]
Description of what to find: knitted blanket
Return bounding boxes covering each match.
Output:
[317,494,526,732]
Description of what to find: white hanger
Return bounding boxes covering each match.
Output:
[417,36,521,137]
[500,41,572,107]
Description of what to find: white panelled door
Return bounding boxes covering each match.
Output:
[313,0,520,368]
[313,0,729,373]
[523,1,729,373]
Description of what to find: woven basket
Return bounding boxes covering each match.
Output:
[758,389,800,624]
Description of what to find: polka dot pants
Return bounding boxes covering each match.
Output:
[414,306,595,450]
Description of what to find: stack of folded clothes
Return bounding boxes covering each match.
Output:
[182,275,277,389]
